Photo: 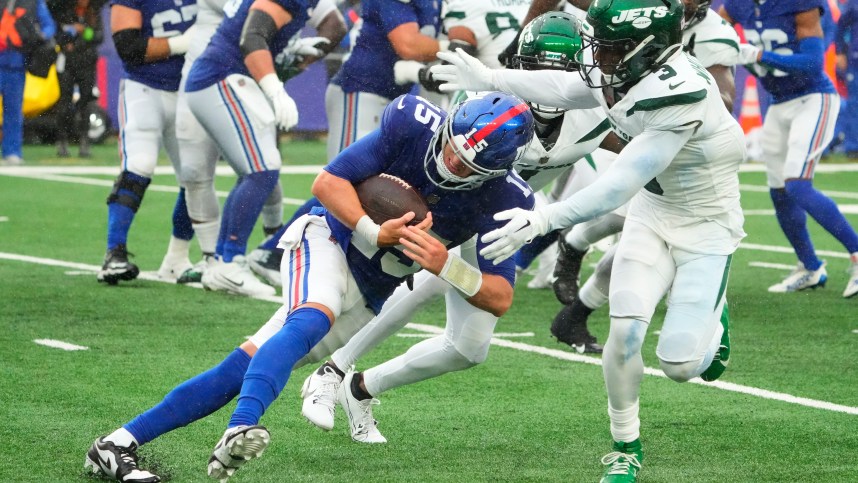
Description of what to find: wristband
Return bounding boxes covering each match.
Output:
[355,215,381,247]
[258,73,282,98]
[438,39,450,52]
[439,253,483,297]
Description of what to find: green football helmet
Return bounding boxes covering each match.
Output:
[577,0,684,88]
[512,12,583,116]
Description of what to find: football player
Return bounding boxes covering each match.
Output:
[97,0,197,285]
[721,0,858,297]
[181,0,342,297]
[84,93,534,482]
[433,0,745,480]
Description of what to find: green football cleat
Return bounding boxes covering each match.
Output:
[701,303,731,382]
[600,439,643,483]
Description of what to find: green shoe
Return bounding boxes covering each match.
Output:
[701,303,731,382]
[600,439,643,483]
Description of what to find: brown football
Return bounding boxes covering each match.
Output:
[354,174,429,225]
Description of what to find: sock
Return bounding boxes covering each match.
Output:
[229,307,330,427]
[106,172,150,250]
[350,372,373,401]
[104,427,137,448]
[124,348,251,445]
[259,197,324,251]
[165,235,190,261]
[172,188,195,241]
[514,229,560,270]
[322,361,345,378]
[220,170,280,262]
[192,219,220,255]
[261,180,283,233]
[608,402,641,443]
[785,179,858,254]
[770,188,821,270]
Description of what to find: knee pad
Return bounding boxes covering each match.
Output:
[184,179,220,222]
[658,358,704,383]
[603,318,647,359]
[446,336,484,369]
[106,170,150,212]
[451,335,490,366]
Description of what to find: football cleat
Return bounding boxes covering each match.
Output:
[843,263,858,298]
[600,439,643,483]
[552,238,587,305]
[301,363,343,431]
[201,256,276,297]
[248,248,283,287]
[156,254,193,283]
[84,437,160,482]
[97,244,140,285]
[338,372,387,444]
[207,425,270,482]
[767,261,827,293]
[701,303,731,382]
[550,301,603,354]
[177,255,216,284]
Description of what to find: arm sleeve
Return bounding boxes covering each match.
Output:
[759,36,825,75]
[541,128,692,231]
[36,0,57,39]
[379,0,419,33]
[493,69,600,110]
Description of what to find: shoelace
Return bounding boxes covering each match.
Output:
[601,451,641,476]
[313,369,340,410]
[355,398,381,434]
[117,446,140,468]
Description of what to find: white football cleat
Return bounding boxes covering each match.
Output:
[202,255,276,297]
[301,364,343,431]
[248,248,283,287]
[156,254,193,282]
[338,372,387,444]
[207,425,270,482]
[767,261,827,293]
[843,263,858,298]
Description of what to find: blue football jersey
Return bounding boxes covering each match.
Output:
[110,0,197,92]
[185,0,311,91]
[725,0,835,103]
[332,0,441,100]
[320,94,535,313]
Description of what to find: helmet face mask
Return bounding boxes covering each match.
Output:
[512,12,584,116]
[424,93,534,191]
[682,0,711,29]
[576,0,685,88]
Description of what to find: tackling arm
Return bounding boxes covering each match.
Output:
[755,9,826,75]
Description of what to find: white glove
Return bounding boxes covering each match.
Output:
[394,60,424,85]
[479,208,550,265]
[286,36,331,58]
[737,43,762,65]
[431,49,496,93]
[258,73,299,131]
[167,25,196,55]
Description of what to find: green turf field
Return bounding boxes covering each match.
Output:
[1,140,856,482]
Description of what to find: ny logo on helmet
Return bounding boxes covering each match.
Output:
[611,7,669,28]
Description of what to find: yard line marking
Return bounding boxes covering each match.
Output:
[739,184,858,200]
[749,262,796,270]
[0,216,8,222]
[853,330,858,334]
[740,242,850,259]
[742,209,776,215]
[33,339,89,351]
[398,331,534,339]
[3,251,856,416]
[0,165,324,176]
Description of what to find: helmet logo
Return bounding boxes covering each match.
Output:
[611,7,669,28]
[462,128,489,153]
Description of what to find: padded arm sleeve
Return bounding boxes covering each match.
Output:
[759,37,825,75]
[493,69,600,110]
[541,128,692,231]
[112,29,147,66]
[240,9,278,58]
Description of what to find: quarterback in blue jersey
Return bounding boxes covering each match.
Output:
[183,0,343,298]
[84,93,534,483]
[722,0,858,297]
[97,0,197,286]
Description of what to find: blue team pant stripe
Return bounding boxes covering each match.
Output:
[801,93,831,179]
[226,83,268,172]
[216,81,257,173]
[351,93,359,147]
[300,237,310,305]
[288,244,296,309]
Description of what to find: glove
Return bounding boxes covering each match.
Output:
[394,60,424,85]
[417,65,444,93]
[167,25,196,55]
[431,49,495,93]
[285,36,331,58]
[259,73,299,131]
[737,43,761,66]
[479,208,550,265]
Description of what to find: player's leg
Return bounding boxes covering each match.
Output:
[325,83,390,161]
[187,76,282,297]
[98,80,162,285]
[844,68,858,157]
[0,66,25,164]
[600,219,675,482]
[249,197,324,286]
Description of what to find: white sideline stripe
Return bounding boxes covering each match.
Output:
[398,331,534,339]
[739,183,858,200]
[33,339,89,351]
[0,216,8,222]
[740,205,858,215]
[3,251,857,416]
[737,163,858,173]
[0,165,324,175]
[853,330,858,334]
[740,242,850,259]
[749,262,796,271]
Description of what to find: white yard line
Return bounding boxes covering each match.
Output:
[0,216,8,222]
[748,261,797,271]
[3,250,856,417]
[33,339,89,351]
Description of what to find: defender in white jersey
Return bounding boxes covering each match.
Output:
[433,0,744,480]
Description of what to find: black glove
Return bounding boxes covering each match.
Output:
[497,29,522,68]
[417,65,444,93]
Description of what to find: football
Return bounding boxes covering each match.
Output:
[354,174,429,225]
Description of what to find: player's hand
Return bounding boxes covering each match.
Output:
[394,60,424,85]
[400,222,446,275]
[287,36,331,58]
[737,43,761,65]
[431,49,495,93]
[377,212,432,247]
[259,74,299,131]
[167,25,196,55]
[479,208,550,264]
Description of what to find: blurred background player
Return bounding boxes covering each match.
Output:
[836,0,858,158]
[722,0,858,297]
[184,0,342,297]
[96,0,197,285]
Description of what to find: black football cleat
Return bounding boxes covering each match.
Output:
[552,237,587,305]
[550,300,603,354]
[84,437,160,482]
[97,244,139,285]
